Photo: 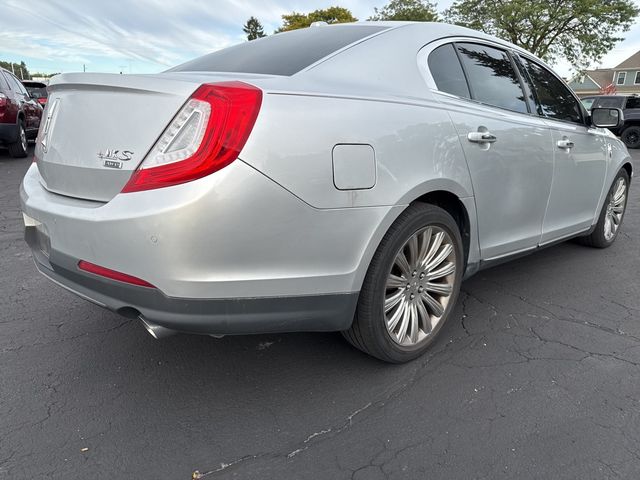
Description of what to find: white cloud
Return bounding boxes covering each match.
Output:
[0,0,638,76]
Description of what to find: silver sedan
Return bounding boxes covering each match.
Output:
[21,22,632,362]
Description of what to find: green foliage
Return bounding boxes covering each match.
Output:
[30,72,60,79]
[369,0,439,22]
[0,61,30,79]
[243,16,266,41]
[445,0,639,70]
[277,6,357,32]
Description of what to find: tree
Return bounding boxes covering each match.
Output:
[0,60,31,79]
[277,7,357,32]
[445,0,639,70]
[369,0,439,22]
[243,16,266,41]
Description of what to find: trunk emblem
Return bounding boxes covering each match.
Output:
[98,149,134,169]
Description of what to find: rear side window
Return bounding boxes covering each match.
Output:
[0,72,9,92]
[456,43,528,114]
[520,57,582,124]
[428,44,470,98]
[625,96,640,109]
[593,97,625,108]
[169,25,388,76]
[581,97,595,110]
[6,73,28,95]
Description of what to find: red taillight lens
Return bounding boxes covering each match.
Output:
[78,260,156,288]
[37,98,47,105]
[0,93,7,109]
[122,81,262,193]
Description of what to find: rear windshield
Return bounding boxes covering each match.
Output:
[25,86,47,98]
[168,25,388,76]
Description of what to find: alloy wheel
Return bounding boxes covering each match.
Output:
[20,126,27,152]
[384,226,456,346]
[604,177,627,241]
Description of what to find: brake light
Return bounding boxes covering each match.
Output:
[0,93,7,110]
[122,81,262,193]
[78,260,156,288]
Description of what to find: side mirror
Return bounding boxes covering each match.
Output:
[591,107,624,128]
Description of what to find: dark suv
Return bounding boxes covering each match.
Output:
[22,80,48,108]
[0,68,43,157]
[581,95,640,148]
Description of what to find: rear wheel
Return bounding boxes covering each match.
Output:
[578,169,629,248]
[343,203,464,363]
[8,121,28,158]
[621,126,640,149]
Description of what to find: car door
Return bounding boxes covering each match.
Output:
[6,72,38,131]
[427,42,554,260]
[517,56,608,243]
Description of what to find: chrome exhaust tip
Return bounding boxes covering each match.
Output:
[139,317,176,339]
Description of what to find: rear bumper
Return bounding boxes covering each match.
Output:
[20,160,401,334]
[21,161,396,298]
[0,122,19,144]
[26,226,358,334]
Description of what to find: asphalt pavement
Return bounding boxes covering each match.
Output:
[2,146,640,479]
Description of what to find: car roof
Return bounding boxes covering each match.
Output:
[22,81,47,87]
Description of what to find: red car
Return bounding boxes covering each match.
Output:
[22,81,48,108]
[0,68,43,157]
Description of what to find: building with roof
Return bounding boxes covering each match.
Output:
[568,51,640,97]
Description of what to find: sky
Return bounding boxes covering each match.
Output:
[2,0,640,78]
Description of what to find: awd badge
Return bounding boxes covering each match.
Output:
[98,149,133,169]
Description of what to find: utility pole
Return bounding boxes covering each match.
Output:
[83,64,86,72]
[11,63,15,75]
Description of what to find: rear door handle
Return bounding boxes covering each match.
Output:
[557,139,574,149]
[467,131,497,144]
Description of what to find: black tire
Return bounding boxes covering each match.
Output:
[621,126,640,149]
[578,169,630,248]
[8,121,28,158]
[343,203,464,363]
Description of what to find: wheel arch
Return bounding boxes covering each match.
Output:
[412,190,471,270]
[351,184,479,295]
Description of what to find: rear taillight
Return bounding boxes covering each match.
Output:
[0,93,7,110]
[78,260,156,288]
[37,98,47,105]
[121,81,262,193]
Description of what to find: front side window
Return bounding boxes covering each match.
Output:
[617,72,626,85]
[427,44,470,99]
[455,43,528,114]
[520,57,583,124]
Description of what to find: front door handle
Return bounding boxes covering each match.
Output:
[467,131,497,144]
[557,139,574,149]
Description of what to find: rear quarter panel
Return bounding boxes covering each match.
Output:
[239,92,474,209]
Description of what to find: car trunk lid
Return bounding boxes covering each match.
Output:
[36,73,201,202]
